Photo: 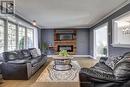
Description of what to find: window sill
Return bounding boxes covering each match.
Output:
[111,44,130,48]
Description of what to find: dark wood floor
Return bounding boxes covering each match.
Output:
[0,57,98,87]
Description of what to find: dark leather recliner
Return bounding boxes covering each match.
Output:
[1,48,47,80]
[79,52,130,87]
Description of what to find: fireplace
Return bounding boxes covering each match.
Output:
[58,45,73,52]
[54,29,77,54]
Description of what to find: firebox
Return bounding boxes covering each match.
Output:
[57,45,73,52]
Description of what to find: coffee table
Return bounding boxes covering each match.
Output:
[52,55,73,71]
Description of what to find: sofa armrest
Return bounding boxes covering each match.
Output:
[1,62,32,80]
[41,53,47,57]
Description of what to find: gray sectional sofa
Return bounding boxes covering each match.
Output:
[1,48,47,80]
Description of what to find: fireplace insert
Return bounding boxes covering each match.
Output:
[58,45,73,52]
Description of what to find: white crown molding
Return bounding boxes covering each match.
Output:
[90,0,130,28]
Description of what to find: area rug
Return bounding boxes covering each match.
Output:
[36,61,81,82]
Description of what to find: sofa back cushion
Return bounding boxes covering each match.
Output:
[114,58,130,81]
[105,56,122,70]
[15,50,24,59]
[3,51,19,61]
[21,49,31,59]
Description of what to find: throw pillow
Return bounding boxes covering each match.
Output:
[105,56,122,70]
[30,49,38,58]
[114,58,130,81]
[21,50,31,58]
[4,51,18,61]
[0,53,4,62]
[36,49,41,56]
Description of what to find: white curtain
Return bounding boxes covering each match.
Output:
[34,28,39,48]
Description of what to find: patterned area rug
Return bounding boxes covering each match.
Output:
[36,61,81,82]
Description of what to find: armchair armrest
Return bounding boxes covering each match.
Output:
[79,68,123,83]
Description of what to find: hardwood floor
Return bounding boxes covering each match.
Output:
[0,57,98,87]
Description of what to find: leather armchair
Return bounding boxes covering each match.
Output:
[79,52,130,87]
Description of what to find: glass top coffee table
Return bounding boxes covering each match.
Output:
[52,55,73,71]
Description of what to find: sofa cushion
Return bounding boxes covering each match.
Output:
[30,59,39,65]
[114,58,130,81]
[29,49,39,58]
[21,49,31,59]
[15,50,24,59]
[29,57,42,66]
[105,56,122,70]
[3,51,19,61]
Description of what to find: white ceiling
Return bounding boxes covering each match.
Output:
[15,0,129,28]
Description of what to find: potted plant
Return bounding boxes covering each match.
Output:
[58,50,69,57]
[41,42,49,54]
[58,50,72,65]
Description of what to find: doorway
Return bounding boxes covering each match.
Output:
[94,23,108,58]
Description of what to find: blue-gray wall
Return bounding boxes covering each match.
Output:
[41,29,54,46]
[41,29,89,55]
[76,29,89,55]
[89,3,130,57]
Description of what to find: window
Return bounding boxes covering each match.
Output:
[0,20,4,53]
[8,22,16,51]
[112,11,130,47]
[18,26,26,49]
[0,18,36,51]
[27,29,34,48]
[94,23,108,58]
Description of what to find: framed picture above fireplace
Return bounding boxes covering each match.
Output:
[54,30,76,41]
[57,33,73,40]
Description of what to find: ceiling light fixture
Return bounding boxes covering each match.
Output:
[32,20,37,26]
